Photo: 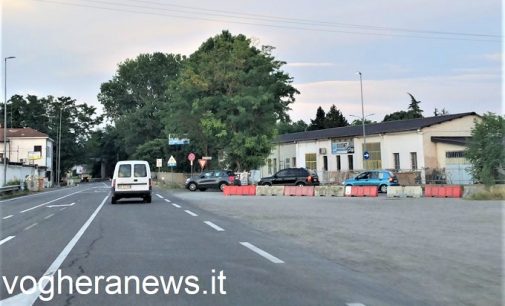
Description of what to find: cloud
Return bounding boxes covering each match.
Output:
[290,72,501,122]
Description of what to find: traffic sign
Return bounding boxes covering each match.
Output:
[167,155,177,167]
[188,152,195,161]
[198,159,207,169]
[156,159,162,168]
[363,151,370,160]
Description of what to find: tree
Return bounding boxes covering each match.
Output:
[98,52,183,157]
[350,118,376,126]
[308,107,326,130]
[383,93,424,122]
[434,108,449,116]
[8,95,102,180]
[164,31,298,170]
[276,119,308,134]
[465,113,505,186]
[325,104,349,128]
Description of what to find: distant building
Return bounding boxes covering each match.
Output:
[0,127,55,184]
[261,112,479,184]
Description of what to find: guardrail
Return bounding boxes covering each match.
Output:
[0,185,21,194]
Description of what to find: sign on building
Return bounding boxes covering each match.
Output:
[331,142,354,154]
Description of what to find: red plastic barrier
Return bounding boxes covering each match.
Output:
[424,185,462,198]
[347,186,378,197]
[223,185,256,196]
[283,186,315,196]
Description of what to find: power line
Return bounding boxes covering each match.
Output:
[34,0,501,42]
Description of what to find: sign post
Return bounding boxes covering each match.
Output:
[187,152,196,177]
[167,155,177,184]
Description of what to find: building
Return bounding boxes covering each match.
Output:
[261,112,479,184]
[0,127,55,184]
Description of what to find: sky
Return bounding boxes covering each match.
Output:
[1,0,503,124]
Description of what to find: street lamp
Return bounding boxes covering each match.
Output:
[356,71,367,170]
[57,106,63,186]
[3,56,15,186]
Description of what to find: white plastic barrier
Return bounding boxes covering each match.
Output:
[387,186,404,198]
[315,186,345,197]
[255,185,284,196]
[404,186,423,198]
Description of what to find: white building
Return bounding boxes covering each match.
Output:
[261,112,479,184]
[0,128,55,184]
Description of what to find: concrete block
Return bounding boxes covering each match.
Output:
[387,186,404,198]
[404,186,422,198]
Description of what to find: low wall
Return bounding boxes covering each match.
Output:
[463,184,505,198]
[154,172,187,186]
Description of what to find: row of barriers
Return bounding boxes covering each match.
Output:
[223,184,466,198]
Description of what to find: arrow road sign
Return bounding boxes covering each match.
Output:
[363,151,370,160]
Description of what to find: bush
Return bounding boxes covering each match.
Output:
[6,179,21,186]
[468,189,505,200]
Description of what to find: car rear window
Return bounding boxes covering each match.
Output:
[118,165,131,178]
[134,164,147,177]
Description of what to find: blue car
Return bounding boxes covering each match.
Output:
[343,170,399,193]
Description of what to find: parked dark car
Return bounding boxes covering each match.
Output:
[185,170,240,192]
[258,168,319,186]
[343,170,399,193]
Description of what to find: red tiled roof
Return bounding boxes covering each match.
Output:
[0,128,49,142]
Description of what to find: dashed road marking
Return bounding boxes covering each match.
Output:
[240,242,284,264]
[184,210,198,217]
[2,215,13,220]
[20,190,85,213]
[156,194,164,199]
[172,203,181,208]
[164,199,171,203]
[0,236,15,246]
[24,223,38,231]
[347,304,367,306]
[44,213,55,220]
[204,221,225,232]
[60,207,67,211]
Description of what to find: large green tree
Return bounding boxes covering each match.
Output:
[465,113,505,186]
[308,106,326,130]
[98,52,183,156]
[276,118,308,134]
[325,104,349,128]
[164,31,298,170]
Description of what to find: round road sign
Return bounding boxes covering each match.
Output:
[188,152,196,161]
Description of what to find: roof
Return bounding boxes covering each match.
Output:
[0,128,50,142]
[276,112,478,143]
[431,136,471,146]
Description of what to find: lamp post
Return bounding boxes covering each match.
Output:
[356,71,367,170]
[57,107,62,186]
[3,56,15,186]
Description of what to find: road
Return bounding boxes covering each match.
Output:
[0,183,499,305]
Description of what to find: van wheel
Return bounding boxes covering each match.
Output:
[188,182,197,192]
[379,184,388,193]
[111,196,117,204]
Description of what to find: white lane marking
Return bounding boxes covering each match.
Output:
[347,304,367,306]
[46,202,75,208]
[44,214,55,220]
[184,210,198,217]
[0,187,71,204]
[172,203,181,208]
[164,199,171,203]
[2,215,13,220]
[24,223,38,231]
[240,242,284,264]
[0,194,109,305]
[59,207,67,211]
[204,221,225,232]
[0,236,15,246]
[156,194,164,199]
[20,189,87,213]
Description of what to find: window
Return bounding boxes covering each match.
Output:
[292,157,296,168]
[363,142,382,170]
[410,152,418,170]
[267,159,272,174]
[134,164,147,177]
[34,145,42,152]
[348,155,354,170]
[336,155,341,171]
[323,156,328,171]
[276,169,290,177]
[393,153,400,170]
[118,165,131,178]
[305,153,317,170]
[285,158,291,169]
[273,158,277,173]
[446,151,465,158]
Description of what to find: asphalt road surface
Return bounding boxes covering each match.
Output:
[0,183,500,305]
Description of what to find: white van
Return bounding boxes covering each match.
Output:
[111,160,152,204]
